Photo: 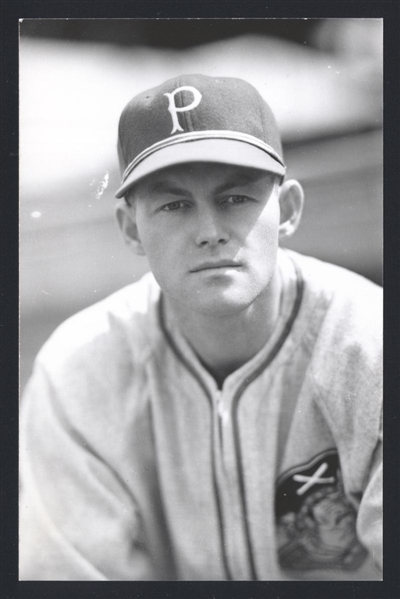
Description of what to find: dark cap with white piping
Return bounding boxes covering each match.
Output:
[115,74,286,199]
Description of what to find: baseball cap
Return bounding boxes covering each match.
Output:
[115,74,286,199]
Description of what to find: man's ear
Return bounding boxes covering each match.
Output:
[278,179,304,240]
[115,200,146,256]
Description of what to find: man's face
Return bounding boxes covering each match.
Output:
[130,162,282,317]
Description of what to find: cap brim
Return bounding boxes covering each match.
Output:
[115,138,285,198]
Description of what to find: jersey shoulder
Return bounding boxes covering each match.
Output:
[36,271,161,375]
[284,249,382,343]
[284,250,382,441]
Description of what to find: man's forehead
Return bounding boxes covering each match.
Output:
[137,162,273,193]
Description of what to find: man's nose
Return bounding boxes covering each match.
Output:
[195,207,229,247]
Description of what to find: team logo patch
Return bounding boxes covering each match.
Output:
[275,450,367,571]
[164,86,203,134]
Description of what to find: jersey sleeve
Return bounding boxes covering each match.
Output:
[19,357,158,581]
[299,257,383,580]
[355,408,382,575]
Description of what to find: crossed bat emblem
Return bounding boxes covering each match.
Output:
[293,462,335,496]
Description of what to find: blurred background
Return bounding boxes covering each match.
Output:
[20,18,383,392]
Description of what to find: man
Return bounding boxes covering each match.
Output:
[19,74,382,580]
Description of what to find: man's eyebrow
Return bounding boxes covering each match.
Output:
[214,171,268,194]
[147,181,191,197]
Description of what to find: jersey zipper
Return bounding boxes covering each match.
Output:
[215,389,228,452]
[215,390,229,425]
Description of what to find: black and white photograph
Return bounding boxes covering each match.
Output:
[18,18,384,582]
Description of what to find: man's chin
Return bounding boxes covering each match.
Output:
[184,290,259,318]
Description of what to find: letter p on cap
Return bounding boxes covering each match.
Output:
[164,86,203,134]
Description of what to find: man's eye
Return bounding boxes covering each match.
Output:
[161,201,185,212]
[224,195,250,205]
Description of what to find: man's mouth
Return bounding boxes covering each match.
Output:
[190,260,242,273]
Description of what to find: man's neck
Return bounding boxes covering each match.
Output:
[164,269,282,388]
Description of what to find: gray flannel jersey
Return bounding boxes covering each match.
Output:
[19,249,382,580]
